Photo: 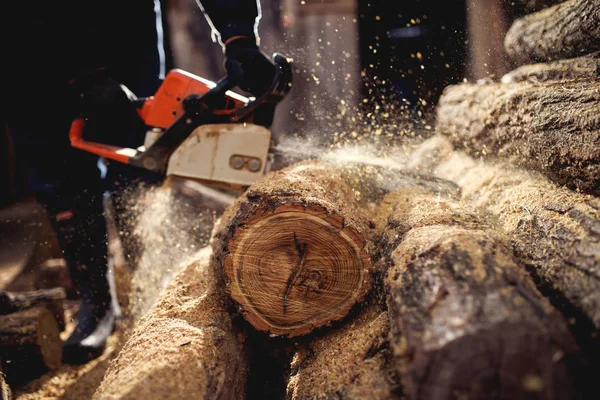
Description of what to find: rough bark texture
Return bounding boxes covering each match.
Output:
[380,188,582,400]
[505,0,600,65]
[213,160,373,337]
[409,135,600,330]
[0,306,62,385]
[0,288,66,331]
[520,0,566,12]
[501,52,600,84]
[436,79,600,195]
[286,301,399,400]
[94,247,248,400]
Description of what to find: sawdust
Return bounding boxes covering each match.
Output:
[93,247,248,400]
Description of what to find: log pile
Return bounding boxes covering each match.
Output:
[93,159,595,399]
[436,0,600,195]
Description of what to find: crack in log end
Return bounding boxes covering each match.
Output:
[283,233,309,315]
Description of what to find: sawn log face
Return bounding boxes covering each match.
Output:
[213,161,373,337]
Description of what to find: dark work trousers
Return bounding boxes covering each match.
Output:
[2,0,172,311]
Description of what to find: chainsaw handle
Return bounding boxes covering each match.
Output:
[69,118,135,164]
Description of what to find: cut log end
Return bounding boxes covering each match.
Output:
[224,202,371,337]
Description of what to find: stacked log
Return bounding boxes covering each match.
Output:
[93,247,248,400]
[212,161,373,338]
[436,0,600,195]
[378,188,582,399]
[408,135,600,332]
[505,0,600,64]
[286,301,399,400]
[0,306,62,385]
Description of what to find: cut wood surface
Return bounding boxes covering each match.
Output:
[409,135,600,329]
[501,52,600,84]
[213,160,373,337]
[0,306,62,384]
[0,288,66,331]
[380,188,582,399]
[93,247,248,400]
[0,363,12,400]
[436,79,600,194]
[33,258,74,296]
[505,0,600,65]
[286,302,398,400]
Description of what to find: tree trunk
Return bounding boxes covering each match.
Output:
[213,160,373,337]
[409,135,600,330]
[501,52,600,84]
[0,306,62,385]
[505,0,600,65]
[286,302,399,400]
[93,247,248,400]
[0,288,66,331]
[436,79,600,195]
[379,188,582,400]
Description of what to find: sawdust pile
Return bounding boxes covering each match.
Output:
[93,247,248,400]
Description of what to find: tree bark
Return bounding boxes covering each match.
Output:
[213,160,373,337]
[409,135,600,330]
[505,0,600,65]
[0,288,66,331]
[0,306,62,385]
[436,78,600,195]
[501,52,600,84]
[286,302,399,400]
[380,188,582,400]
[94,247,248,400]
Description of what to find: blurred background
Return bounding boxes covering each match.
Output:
[164,0,529,145]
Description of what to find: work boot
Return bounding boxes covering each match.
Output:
[52,194,121,364]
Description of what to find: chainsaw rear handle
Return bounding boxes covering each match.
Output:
[69,53,292,168]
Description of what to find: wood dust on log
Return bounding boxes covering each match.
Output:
[213,160,373,337]
[409,136,600,330]
[286,301,399,400]
[505,0,600,65]
[94,247,248,400]
[501,52,600,84]
[380,188,583,399]
[436,78,600,194]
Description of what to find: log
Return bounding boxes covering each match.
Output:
[0,306,62,385]
[409,135,600,330]
[93,247,248,400]
[213,160,373,337]
[286,302,399,399]
[505,0,600,65]
[380,188,582,400]
[501,52,600,84]
[0,288,66,331]
[436,79,600,195]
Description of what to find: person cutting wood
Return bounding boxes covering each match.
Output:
[0,0,271,363]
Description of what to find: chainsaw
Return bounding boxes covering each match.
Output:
[69,53,292,190]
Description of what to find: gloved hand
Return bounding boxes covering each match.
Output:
[224,37,275,97]
[69,69,146,148]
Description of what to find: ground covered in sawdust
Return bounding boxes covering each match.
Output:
[13,304,126,400]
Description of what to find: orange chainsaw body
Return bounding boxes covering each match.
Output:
[69,69,250,164]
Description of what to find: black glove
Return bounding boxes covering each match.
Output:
[69,69,146,148]
[224,37,275,97]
